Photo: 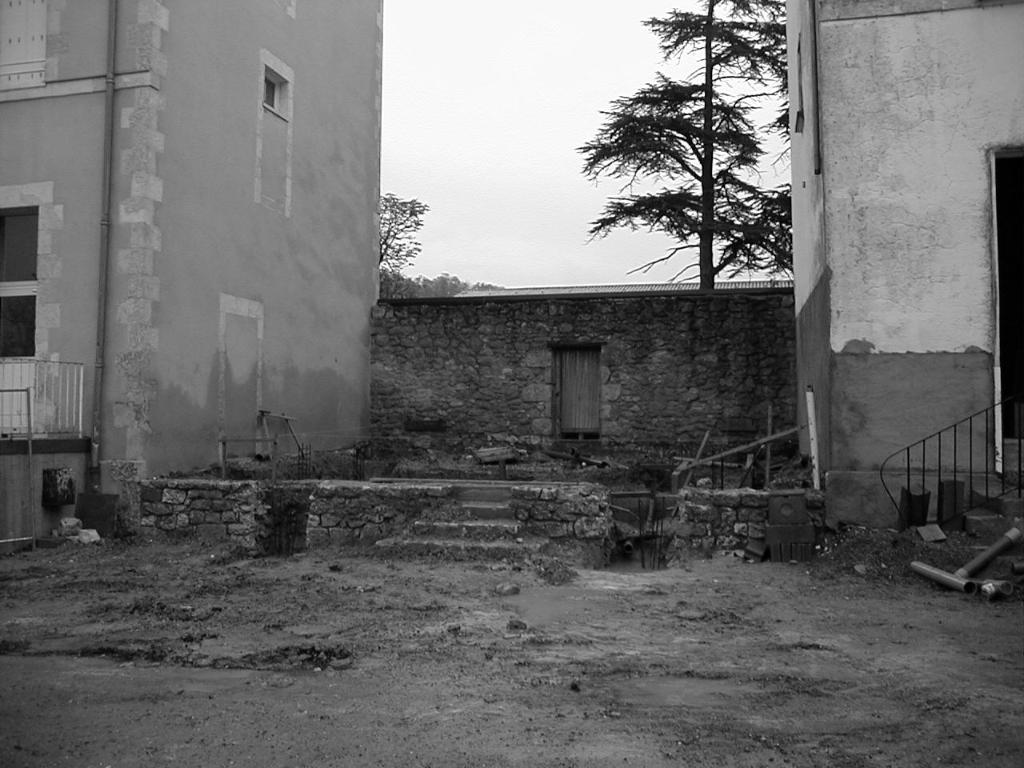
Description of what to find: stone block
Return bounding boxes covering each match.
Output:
[163,489,187,504]
[140,486,163,503]
[683,503,713,522]
[319,512,344,528]
[227,523,254,537]
[521,383,549,403]
[740,493,769,508]
[59,517,82,537]
[305,528,332,548]
[196,524,227,542]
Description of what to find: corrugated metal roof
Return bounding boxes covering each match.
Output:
[456,279,794,299]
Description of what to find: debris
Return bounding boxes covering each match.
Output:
[59,517,82,537]
[1011,561,1024,576]
[74,530,102,545]
[743,538,768,562]
[506,619,527,631]
[979,580,1014,601]
[953,527,1022,579]
[473,446,522,465]
[493,582,520,596]
[853,564,868,576]
[916,524,947,543]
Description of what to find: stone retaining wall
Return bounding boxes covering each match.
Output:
[136,479,612,554]
[674,487,826,551]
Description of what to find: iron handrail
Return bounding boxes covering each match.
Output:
[879,393,1024,517]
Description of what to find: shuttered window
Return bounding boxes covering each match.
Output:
[0,0,47,91]
[555,346,601,439]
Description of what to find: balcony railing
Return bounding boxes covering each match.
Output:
[0,359,85,438]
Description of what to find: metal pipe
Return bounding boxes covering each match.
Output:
[90,0,120,490]
[910,561,978,594]
[954,528,1023,579]
[0,537,36,545]
[26,389,35,550]
[979,580,1014,601]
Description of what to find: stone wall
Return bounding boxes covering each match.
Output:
[673,487,825,551]
[371,288,796,455]
[136,479,611,554]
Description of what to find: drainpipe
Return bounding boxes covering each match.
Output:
[910,561,978,595]
[90,0,119,491]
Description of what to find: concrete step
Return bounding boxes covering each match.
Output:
[458,501,514,520]
[373,535,545,561]
[410,519,522,541]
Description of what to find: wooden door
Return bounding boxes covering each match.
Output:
[556,347,600,438]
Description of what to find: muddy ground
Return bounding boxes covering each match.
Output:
[1,533,1022,767]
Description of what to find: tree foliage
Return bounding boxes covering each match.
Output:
[379,193,429,273]
[380,272,504,300]
[579,0,790,288]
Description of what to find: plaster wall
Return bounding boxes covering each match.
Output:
[819,3,1024,355]
[2,2,381,491]
[99,0,381,474]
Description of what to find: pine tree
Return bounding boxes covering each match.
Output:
[580,0,789,288]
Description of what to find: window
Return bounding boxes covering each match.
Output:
[262,66,289,118]
[554,346,602,440]
[0,0,47,91]
[263,76,277,110]
[0,208,37,357]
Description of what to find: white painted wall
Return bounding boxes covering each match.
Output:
[819,3,1024,354]
[787,0,826,314]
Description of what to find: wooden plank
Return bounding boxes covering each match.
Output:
[672,427,801,473]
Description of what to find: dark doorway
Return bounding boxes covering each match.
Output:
[554,346,601,440]
[997,154,1024,436]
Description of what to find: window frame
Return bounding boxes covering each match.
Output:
[0,206,39,358]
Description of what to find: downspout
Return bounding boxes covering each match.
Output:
[90,0,119,490]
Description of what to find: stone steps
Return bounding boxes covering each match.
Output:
[371,481,529,560]
[458,501,514,520]
[453,484,515,504]
[410,519,522,540]
[373,535,546,561]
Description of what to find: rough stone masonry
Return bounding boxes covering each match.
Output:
[371,288,796,455]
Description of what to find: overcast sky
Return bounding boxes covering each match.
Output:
[380,0,784,288]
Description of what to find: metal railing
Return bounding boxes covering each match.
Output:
[879,395,1024,522]
[0,358,85,437]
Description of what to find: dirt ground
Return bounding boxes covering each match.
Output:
[1,533,1022,768]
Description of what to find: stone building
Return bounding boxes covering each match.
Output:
[787,0,1024,524]
[372,282,796,457]
[1,1,382,545]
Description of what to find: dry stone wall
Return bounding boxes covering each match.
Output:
[371,289,796,455]
[673,487,826,551]
[136,479,611,553]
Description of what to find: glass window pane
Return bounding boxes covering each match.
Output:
[0,212,38,281]
[0,295,36,357]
